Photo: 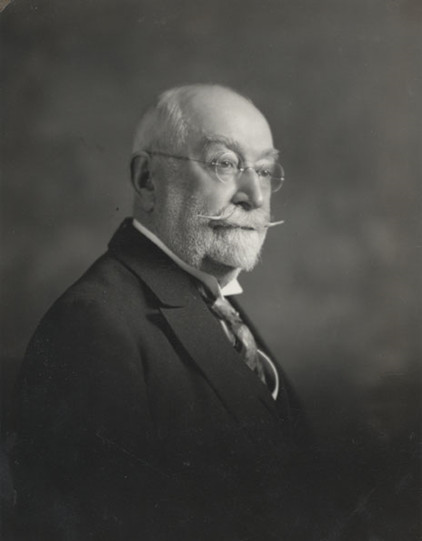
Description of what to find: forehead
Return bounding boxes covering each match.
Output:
[183,89,275,159]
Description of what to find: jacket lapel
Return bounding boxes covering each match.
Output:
[108,219,285,441]
[160,295,282,431]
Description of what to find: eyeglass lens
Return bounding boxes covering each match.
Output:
[214,161,284,192]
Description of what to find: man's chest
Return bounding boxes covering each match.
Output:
[136,300,291,463]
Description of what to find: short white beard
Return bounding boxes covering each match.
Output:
[154,192,266,273]
[206,227,266,271]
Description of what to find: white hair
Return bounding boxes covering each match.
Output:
[131,84,252,156]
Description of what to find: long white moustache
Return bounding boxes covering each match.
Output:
[197,207,237,221]
[265,220,285,228]
[197,208,284,228]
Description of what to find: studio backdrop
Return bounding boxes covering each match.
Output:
[1,1,420,539]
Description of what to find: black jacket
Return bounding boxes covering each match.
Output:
[12,219,327,541]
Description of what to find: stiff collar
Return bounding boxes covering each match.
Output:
[132,219,243,299]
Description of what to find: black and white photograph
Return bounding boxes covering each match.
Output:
[1,1,420,539]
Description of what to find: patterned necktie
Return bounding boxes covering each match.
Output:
[200,287,266,385]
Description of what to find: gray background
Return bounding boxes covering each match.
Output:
[1,0,420,538]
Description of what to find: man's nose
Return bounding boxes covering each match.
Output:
[231,168,266,210]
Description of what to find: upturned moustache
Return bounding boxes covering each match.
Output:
[197,206,284,229]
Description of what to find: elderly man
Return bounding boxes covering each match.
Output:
[12,85,326,540]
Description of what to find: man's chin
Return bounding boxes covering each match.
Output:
[208,229,264,272]
[225,254,260,272]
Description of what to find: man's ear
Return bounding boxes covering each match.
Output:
[130,153,155,212]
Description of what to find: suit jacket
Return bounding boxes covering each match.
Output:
[12,219,326,541]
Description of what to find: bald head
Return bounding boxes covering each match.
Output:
[179,86,274,160]
[131,84,272,157]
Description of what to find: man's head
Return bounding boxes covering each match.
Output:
[131,84,280,285]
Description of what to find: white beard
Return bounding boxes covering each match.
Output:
[154,192,267,272]
[205,226,266,271]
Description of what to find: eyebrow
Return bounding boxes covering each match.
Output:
[199,135,280,161]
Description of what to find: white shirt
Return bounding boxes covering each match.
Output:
[132,219,279,400]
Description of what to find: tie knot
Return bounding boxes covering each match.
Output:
[210,296,242,325]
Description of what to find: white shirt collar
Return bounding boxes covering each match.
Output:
[132,219,243,299]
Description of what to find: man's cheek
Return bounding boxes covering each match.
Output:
[196,187,231,214]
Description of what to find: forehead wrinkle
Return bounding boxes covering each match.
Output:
[198,135,241,155]
[198,135,279,162]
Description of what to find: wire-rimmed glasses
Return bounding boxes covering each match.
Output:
[140,150,285,193]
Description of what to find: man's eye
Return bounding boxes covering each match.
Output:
[210,152,239,170]
[217,158,237,170]
[257,166,273,178]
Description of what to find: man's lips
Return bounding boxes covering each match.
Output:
[212,223,257,231]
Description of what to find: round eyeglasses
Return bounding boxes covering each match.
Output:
[141,150,285,193]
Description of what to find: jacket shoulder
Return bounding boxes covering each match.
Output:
[21,251,158,384]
